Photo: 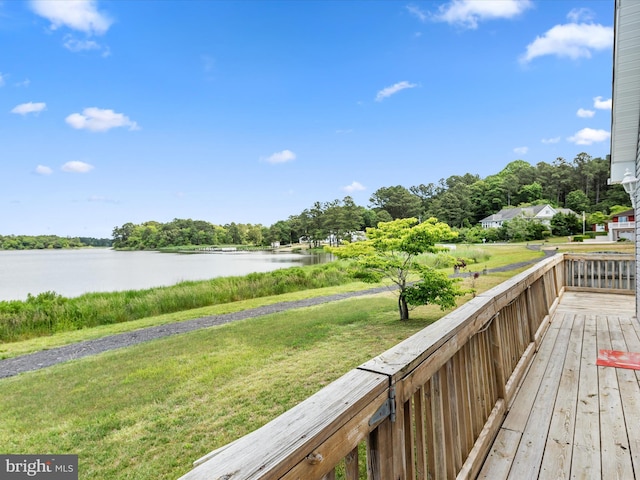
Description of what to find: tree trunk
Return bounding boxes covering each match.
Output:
[398,294,410,321]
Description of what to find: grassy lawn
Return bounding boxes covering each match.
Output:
[0,292,447,479]
[0,242,631,479]
[0,243,546,360]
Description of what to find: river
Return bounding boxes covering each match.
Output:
[0,249,332,301]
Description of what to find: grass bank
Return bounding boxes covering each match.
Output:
[0,262,354,342]
[0,244,541,345]
[0,288,480,480]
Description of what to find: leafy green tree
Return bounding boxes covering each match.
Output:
[328,217,464,320]
[269,220,293,245]
[369,185,422,220]
[502,217,549,242]
[609,205,633,216]
[246,225,264,246]
[565,190,590,214]
[410,183,441,216]
[550,212,582,236]
[587,211,608,229]
[375,209,393,223]
[584,156,610,205]
[518,182,543,204]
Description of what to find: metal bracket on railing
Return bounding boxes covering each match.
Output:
[369,385,396,425]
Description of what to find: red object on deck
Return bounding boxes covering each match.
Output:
[597,349,640,370]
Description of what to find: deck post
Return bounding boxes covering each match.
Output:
[490,315,507,401]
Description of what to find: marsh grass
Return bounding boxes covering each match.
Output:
[0,263,354,342]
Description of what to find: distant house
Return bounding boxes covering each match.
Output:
[608,209,635,241]
[480,204,577,229]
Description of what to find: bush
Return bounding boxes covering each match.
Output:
[572,236,584,242]
[424,252,457,269]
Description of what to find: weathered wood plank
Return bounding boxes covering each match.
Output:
[430,371,447,480]
[476,427,521,479]
[538,314,583,480]
[571,314,601,480]
[455,399,506,480]
[607,315,640,478]
[446,358,463,473]
[506,313,572,480]
[596,315,634,480]
[501,316,563,432]
[344,447,359,480]
[455,347,474,456]
[413,387,428,480]
[403,398,415,480]
[424,380,436,479]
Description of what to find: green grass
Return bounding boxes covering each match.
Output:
[0,244,546,359]
[0,262,355,342]
[0,281,375,360]
[0,292,444,480]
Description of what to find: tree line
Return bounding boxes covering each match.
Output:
[0,235,112,250]
[111,152,629,249]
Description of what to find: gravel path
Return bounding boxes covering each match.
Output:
[0,249,555,379]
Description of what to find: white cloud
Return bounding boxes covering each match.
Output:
[0,72,5,87]
[567,8,595,23]
[15,79,31,87]
[520,23,613,63]
[343,181,366,193]
[406,4,428,22]
[567,128,610,145]
[375,81,417,102]
[65,107,140,132]
[434,0,532,29]
[35,165,53,175]
[541,137,561,144]
[262,149,296,164]
[513,146,528,155]
[11,102,46,115]
[577,108,595,118]
[63,36,101,52]
[62,161,94,173]
[30,0,112,35]
[594,96,612,110]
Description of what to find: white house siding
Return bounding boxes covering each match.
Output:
[611,0,640,317]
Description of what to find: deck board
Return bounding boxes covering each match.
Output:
[478,292,639,479]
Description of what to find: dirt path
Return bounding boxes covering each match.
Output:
[0,250,555,379]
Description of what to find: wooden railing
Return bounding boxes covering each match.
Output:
[178,253,634,480]
[564,253,635,293]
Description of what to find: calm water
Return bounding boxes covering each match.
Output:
[0,249,331,301]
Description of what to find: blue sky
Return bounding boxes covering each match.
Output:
[1,0,614,238]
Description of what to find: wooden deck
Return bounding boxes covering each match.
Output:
[479,291,639,479]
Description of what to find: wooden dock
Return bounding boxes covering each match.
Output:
[479,291,639,479]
